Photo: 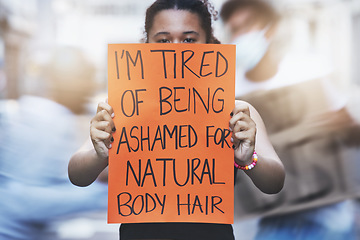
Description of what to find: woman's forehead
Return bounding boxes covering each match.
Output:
[150,9,203,34]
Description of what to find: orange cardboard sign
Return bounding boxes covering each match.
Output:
[108,43,235,224]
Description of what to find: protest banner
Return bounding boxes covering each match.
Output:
[108,43,235,224]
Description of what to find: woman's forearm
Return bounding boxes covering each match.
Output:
[68,148,108,187]
[244,153,285,194]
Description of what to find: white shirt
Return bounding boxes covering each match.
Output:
[235,53,348,111]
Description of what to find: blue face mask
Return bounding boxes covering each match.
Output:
[232,25,270,72]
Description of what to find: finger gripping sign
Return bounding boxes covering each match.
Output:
[108,43,235,224]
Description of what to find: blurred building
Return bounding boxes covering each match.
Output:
[0,0,37,99]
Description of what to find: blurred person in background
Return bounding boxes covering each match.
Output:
[0,46,108,240]
[221,0,359,239]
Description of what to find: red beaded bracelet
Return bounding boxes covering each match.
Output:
[234,151,258,170]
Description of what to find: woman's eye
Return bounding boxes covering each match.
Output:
[157,39,171,43]
[183,38,196,43]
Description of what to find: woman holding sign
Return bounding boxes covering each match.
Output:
[68,0,285,239]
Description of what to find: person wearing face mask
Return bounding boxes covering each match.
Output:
[232,24,270,72]
[222,0,281,98]
[221,0,359,239]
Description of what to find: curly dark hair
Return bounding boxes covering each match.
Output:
[144,0,220,44]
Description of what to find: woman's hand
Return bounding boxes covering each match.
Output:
[68,101,115,187]
[229,100,256,166]
[229,100,285,194]
[90,101,116,162]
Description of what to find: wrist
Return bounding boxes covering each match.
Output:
[234,151,258,170]
[234,150,254,166]
[92,148,109,167]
